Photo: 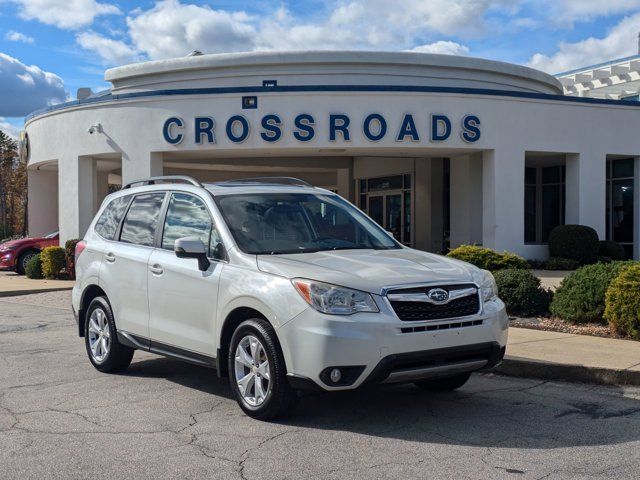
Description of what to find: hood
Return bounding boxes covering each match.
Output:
[0,238,28,250]
[256,248,478,294]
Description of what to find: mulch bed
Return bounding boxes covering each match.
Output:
[509,316,630,340]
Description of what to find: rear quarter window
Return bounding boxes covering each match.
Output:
[94,195,131,240]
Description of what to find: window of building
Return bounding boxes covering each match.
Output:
[606,158,635,259]
[357,174,412,245]
[524,166,565,244]
[95,195,131,240]
[120,193,166,247]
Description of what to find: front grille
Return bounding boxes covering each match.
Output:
[400,319,483,334]
[387,284,480,321]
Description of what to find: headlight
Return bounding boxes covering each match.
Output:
[292,279,379,315]
[473,269,498,302]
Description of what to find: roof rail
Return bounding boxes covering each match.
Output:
[122,175,202,189]
[213,177,313,187]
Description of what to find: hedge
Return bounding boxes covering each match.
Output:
[544,257,580,271]
[548,225,599,265]
[604,264,640,340]
[40,246,66,279]
[494,269,551,317]
[446,245,529,272]
[65,239,81,280]
[598,240,625,261]
[550,261,635,324]
[25,254,43,279]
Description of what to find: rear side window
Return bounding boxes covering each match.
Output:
[120,193,166,247]
[94,195,131,240]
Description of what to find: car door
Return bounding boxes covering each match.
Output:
[100,191,166,340]
[147,192,224,356]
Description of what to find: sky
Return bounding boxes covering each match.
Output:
[2,0,640,138]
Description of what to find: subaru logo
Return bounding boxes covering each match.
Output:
[427,288,449,304]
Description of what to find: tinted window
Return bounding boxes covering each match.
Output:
[120,193,165,247]
[95,195,131,240]
[161,193,214,253]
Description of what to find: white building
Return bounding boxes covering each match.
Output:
[23,51,640,259]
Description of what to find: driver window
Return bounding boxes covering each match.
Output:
[162,193,221,257]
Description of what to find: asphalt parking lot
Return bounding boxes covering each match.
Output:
[1,292,640,480]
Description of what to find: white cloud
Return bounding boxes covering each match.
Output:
[0,52,66,117]
[545,0,640,23]
[527,12,640,73]
[76,31,141,65]
[75,0,509,64]
[126,0,256,60]
[0,118,21,139]
[408,41,470,56]
[13,0,121,29]
[5,30,34,44]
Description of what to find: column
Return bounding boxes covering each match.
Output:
[95,172,110,212]
[450,154,483,248]
[336,161,354,202]
[58,156,97,242]
[27,168,58,237]
[121,151,163,186]
[635,156,640,260]
[482,147,525,254]
[413,159,431,251]
[429,159,444,252]
[565,151,606,238]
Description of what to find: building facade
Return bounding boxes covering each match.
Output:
[23,51,640,259]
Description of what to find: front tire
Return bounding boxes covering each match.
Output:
[16,250,38,275]
[84,296,134,373]
[228,318,297,420]
[414,372,471,391]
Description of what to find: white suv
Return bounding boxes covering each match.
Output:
[72,176,508,420]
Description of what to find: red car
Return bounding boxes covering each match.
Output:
[0,231,60,275]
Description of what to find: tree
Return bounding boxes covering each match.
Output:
[0,130,27,240]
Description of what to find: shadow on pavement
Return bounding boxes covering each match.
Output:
[124,356,640,449]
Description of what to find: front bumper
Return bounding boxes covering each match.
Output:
[278,297,509,392]
[0,252,16,270]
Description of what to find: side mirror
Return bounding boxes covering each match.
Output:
[212,242,226,261]
[174,237,210,271]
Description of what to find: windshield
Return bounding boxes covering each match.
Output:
[214,192,401,254]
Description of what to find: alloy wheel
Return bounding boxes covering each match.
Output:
[234,335,271,407]
[88,308,110,363]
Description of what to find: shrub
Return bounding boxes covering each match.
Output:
[40,246,66,279]
[548,225,599,265]
[550,261,635,324]
[494,269,552,317]
[544,257,580,271]
[64,239,81,279]
[604,264,640,339]
[25,254,43,279]
[596,255,612,264]
[447,245,529,272]
[598,240,625,261]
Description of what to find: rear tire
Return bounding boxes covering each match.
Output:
[414,372,471,391]
[84,296,134,373]
[228,318,297,420]
[16,250,38,275]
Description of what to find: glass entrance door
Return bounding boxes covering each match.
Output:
[368,192,403,242]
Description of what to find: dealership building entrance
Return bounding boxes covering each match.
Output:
[23,51,640,260]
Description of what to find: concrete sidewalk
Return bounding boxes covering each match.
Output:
[498,327,640,386]
[0,271,74,297]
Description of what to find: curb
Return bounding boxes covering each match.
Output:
[496,356,640,387]
[0,287,73,298]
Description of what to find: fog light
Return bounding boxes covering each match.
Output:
[329,368,342,383]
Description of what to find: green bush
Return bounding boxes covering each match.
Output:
[494,269,552,317]
[40,246,66,279]
[604,264,640,339]
[447,245,529,272]
[544,257,580,271]
[598,240,625,261]
[548,225,599,265]
[64,239,81,279]
[596,255,612,264]
[550,261,636,324]
[25,254,43,279]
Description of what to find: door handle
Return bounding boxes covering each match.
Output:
[104,252,116,263]
[149,264,163,275]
